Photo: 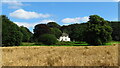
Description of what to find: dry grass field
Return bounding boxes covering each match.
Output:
[0,44,119,66]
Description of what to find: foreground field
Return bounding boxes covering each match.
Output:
[1,44,118,66]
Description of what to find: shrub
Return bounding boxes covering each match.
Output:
[38,34,58,45]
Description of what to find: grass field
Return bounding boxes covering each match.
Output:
[21,41,120,46]
[21,42,88,46]
[1,44,119,66]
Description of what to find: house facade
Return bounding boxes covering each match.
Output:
[59,33,70,42]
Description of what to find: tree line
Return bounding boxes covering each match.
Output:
[1,15,120,46]
[1,15,32,46]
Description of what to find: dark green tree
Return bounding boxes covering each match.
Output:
[33,24,51,41]
[2,15,22,46]
[47,22,61,29]
[0,15,2,46]
[20,26,33,42]
[109,21,120,41]
[38,34,58,45]
[60,23,87,41]
[69,23,87,41]
[85,15,112,45]
[50,28,62,39]
[60,25,71,34]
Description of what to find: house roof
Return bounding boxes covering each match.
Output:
[62,33,69,36]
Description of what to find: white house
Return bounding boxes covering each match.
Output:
[59,33,70,42]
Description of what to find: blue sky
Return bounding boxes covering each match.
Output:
[1,0,119,2]
[2,2,118,32]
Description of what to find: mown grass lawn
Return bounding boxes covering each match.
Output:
[21,41,120,46]
[104,41,120,45]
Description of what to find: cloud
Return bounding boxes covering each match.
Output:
[15,22,35,28]
[15,19,55,33]
[109,18,119,21]
[10,9,51,19]
[3,1,23,6]
[61,16,89,23]
[113,0,120,2]
[2,0,24,9]
[39,20,56,24]
[14,19,55,28]
[2,0,118,2]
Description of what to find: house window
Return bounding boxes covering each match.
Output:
[65,38,67,41]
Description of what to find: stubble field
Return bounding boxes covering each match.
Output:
[1,44,119,66]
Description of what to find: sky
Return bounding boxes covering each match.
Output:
[2,1,118,32]
[1,0,120,2]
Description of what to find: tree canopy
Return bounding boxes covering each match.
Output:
[85,15,112,45]
[47,22,61,29]
[33,24,51,42]
[109,21,120,41]
[20,26,33,42]
[2,15,22,46]
[1,15,120,46]
[50,27,62,39]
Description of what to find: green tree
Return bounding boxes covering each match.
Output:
[47,22,61,29]
[60,25,71,34]
[0,15,2,46]
[20,26,33,42]
[85,15,112,45]
[2,15,22,46]
[38,34,58,45]
[33,24,51,42]
[69,23,87,41]
[109,21,120,41]
[50,28,62,39]
[60,23,87,41]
